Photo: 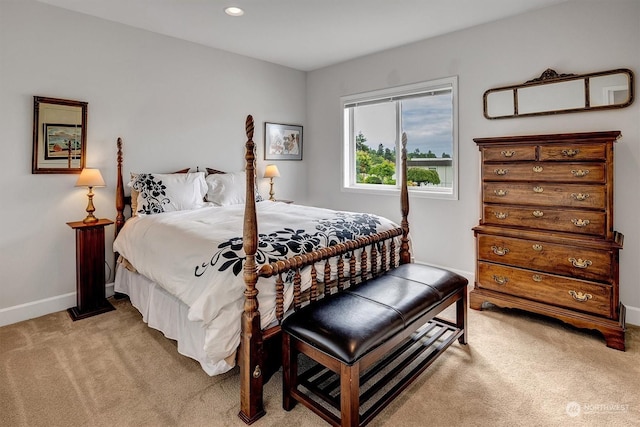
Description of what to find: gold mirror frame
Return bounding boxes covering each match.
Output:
[483,68,634,119]
[32,96,88,174]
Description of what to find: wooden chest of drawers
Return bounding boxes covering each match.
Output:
[470,131,625,350]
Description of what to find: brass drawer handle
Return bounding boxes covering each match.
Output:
[493,275,508,285]
[562,148,580,157]
[571,169,589,177]
[494,168,508,176]
[569,290,592,302]
[571,218,590,227]
[532,274,543,282]
[532,210,544,218]
[532,166,544,173]
[532,244,543,252]
[494,212,508,219]
[533,186,544,193]
[569,258,592,269]
[494,189,508,197]
[571,193,590,201]
[491,246,510,256]
[501,150,515,157]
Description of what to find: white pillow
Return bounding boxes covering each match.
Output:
[129,168,191,216]
[129,172,207,215]
[205,171,263,206]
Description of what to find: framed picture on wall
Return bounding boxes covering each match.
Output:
[264,122,303,160]
[32,96,87,174]
[44,123,83,160]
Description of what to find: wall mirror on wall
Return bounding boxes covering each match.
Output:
[483,68,634,119]
[32,96,88,174]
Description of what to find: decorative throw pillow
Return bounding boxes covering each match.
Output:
[129,172,207,215]
[205,171,263,206]
[130,168,190,216]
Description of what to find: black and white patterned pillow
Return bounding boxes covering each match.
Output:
[129,172,207,215]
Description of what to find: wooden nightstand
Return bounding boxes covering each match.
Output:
[66,218,115,320]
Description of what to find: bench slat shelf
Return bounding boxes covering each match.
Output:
[296,318,462,426]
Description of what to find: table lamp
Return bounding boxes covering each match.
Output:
[76,168,106,223]
[263,164,280,201]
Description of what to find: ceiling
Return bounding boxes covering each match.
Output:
[38,0,569,72]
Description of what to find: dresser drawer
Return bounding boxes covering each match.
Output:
[483,205,606,237]
[482,145,536,162]
[477,262,612,317]
[483,182,606,209]
[538,144,606,161]
[477,234,615,282]
[482,162,605,183]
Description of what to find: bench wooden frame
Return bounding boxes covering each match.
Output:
[282,281,467,426]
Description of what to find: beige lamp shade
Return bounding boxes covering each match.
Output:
[76,168,106,188]
[263,164,280,179]
[76,168,105,223]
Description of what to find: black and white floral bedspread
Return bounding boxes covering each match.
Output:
[113,202,400,366]
[195,211,383,277]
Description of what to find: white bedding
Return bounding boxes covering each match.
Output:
[115,266,229,375]
[113,202,400,374]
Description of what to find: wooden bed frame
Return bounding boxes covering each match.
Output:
[114,115,411,424]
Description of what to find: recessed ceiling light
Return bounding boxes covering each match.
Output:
[224,7,244,17]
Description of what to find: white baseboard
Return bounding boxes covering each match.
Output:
[625,304,640,327]
[0,292,76,327]
[1,281,637,328]
[0,283,116,327]
[106,281,115,298]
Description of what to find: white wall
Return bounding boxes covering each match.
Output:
[0,0,307,323]
[306,0,640,324]
[2,0,639,328]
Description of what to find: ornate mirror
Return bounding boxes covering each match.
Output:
[32,96,88,174]
[483,68,634,119]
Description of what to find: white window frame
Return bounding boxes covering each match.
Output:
[341,76,459,200]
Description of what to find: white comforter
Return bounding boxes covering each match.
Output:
[113,202,400,372]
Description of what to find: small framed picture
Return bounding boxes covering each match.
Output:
[44,124,83,160]
[264,122,303,160]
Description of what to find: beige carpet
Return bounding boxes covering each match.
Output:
[1,297,638,427]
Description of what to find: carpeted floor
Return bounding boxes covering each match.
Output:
[1,297,638,427]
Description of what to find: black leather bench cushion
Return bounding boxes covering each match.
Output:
[283,292,405,365]
[282,264,468,365]
[386,263,468,301]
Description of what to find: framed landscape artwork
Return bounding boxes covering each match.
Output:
[32,96,87,174]
[264,122,303,160]
[44,124,82,160]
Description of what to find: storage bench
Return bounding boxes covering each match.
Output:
[281,263,468,427]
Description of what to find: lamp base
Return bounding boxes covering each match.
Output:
[83,214,99,224]
[83,188,98,223]
[268,178,275,201]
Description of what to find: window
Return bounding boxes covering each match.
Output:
[342,76,458,200]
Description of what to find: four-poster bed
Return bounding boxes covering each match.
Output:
[113,115,411,423]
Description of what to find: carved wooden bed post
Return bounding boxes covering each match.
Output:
[239,115,266,424]
[238,116,410,423]
[115,137,126,237]
[399,132,411,265]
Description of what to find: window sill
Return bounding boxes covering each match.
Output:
[342,185,457,201]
